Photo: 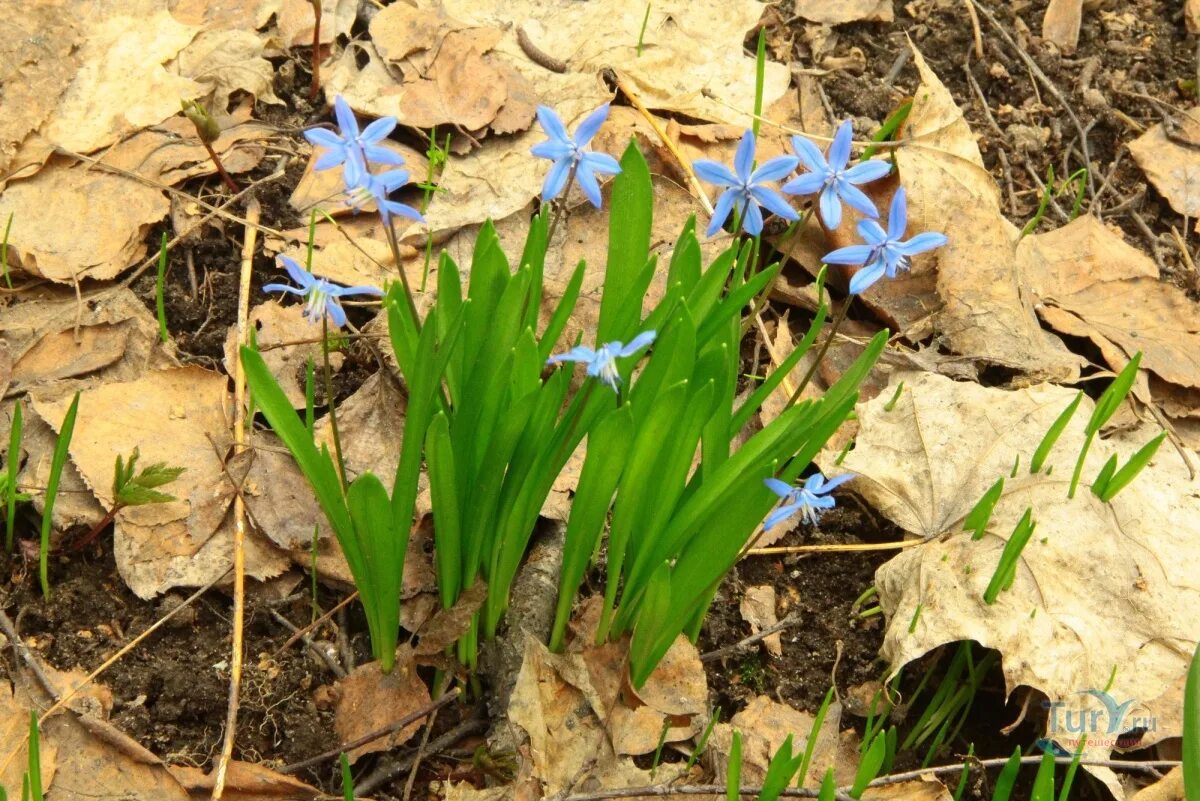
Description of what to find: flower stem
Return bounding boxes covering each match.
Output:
[545,163,580,246]
[786,291,851,408]
[308,0,322,100]
[321,315,348,488]
[203,142,240,193]
[382,214,422,335]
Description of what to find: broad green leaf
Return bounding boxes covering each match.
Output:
[991,747,1023,801]
[1184,642,1200,801]
[628,562,672,682]
[348,471,404,671]
[598,141,652,342]
[1098,431,1166,502]
[426,412,461,607]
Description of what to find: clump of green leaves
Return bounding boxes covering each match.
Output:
[113,449,185,506]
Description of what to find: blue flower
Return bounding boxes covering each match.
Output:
[782,120,892,230]
[304,95,406,187]
[546,330,657,391]
[823,188,948,295]
[693,130,800,237]
[346,168,426,226]
[262,255,383,328]
[531,104,622,207]
[763,472,853,530]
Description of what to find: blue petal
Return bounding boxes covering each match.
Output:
[262,283,303,296]
[828,120,854,171]
[360,116,396,144]
[363,145,406,166]
[573,104,610,147]
[536,105,570,145]
[763,477,795,498]
[278,255,313,287]
[888,187,908,237]
[342,153,366,189]
[819,186,843,229]
[847,260,887,294]
[844,159,891,185]
[305,128,343,148]
[896,232,948,256]
[741,199,764,236]
[325,298,348,327]
[706,188,738,237]
[749,186,799,222]
[581,151,621,175]
[764,502,801,530]
[810,495,837,510]
[803,474,824,492]
[790,134,829,173]
[618,330,657,356]
[333,96,359,139]
[733,130,756,183]
[750,154,800,184]
[856,218,888,245]
[547,345,596,365]
[693,159,739,188]
[819,472,855,492]
[384,200,426,224]
[377,169,411,191]
[313,149,347,172]
[576,164,603,208]
[822,244,873,265]
[531,140,574,161]
[542,157,572,202]
[328,284,384,297]
[782,171,826,197]
[838,182,880,219]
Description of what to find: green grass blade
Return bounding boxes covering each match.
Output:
[1098,431,1166,502]
[1184,642,1200,801]
[1030,744,1056,801]
[155,233,170,343]
[6,401,22,552]
[40,392,80,598]
[984,508,1035,604]
[348,472,403,671]
[726,731,742,801]
[796,687,834,787]
[964,477,1004,541]
[340,752,355,801]
[1057,735,1086,801]
[1030,391,1082,474]
[850,730,885,798]
[991,746,1023,801]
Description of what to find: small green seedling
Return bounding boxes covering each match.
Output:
[952,743,974,801]
[1091,431,1167,502]
[636,3,651,56]
[155,233,170,343]
[340,752,355,801]
[850,728,889,799]
[686,708,720,769]
[983,507,1036,604]
[902,642,997,766]
[860,100,912,162]
[1069,353,1141,498]
[882,381,905,411]
[797,687,835,787]
[1030,391,1082,474]
[5,402,27,552]
[725,730,741,801]
[963,477,1004,541]
[40,393,80,598]
[72,448,185,551]
[180,99,238,192]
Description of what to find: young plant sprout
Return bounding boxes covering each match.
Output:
[545,330,657,392]
[180,100,239,193]
[763,472,854,530]
[692,129,799,237]
[262,255,383,329]
[783,120,892,230]
[72,448,185,551]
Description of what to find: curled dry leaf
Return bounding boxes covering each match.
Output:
[821,371,1200,790]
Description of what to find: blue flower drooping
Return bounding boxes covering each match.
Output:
[546,330,657,391]
[763,472,854,530]
[262,256,383,328]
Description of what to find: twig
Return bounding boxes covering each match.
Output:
[272,589,360,658]
[402,697,441,801]
[211,195,261,801]
[968,0,1096,204]
[963,0,984,59]
[699,613,801,663]
[279,689,462,774]
[517,26,567,73]
[0,607,60,703]
[745,540,923,556]
[1129,211,1167,273]
[267,609,345,678]
[355,713,489,795]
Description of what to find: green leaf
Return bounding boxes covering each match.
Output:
[27,711,41,801]
[7,400,24,552]
[1030,391,1082,473]
[666,216,701,293]
[850,730,886,798]
[796,687,834,788]
[725,731,742,801]
[40,392,80,599]
[1030,746,1055,801]
[598,141,652,342]
[1184,642,1200,801]
[348,472,405,672]
[628,562,672,681]
[984,508,1036,604]
[991,747,1023,801]
[758,736,804,801]
[538,259,586,362]
[426,412,461,608]
[816,769,837,801]
[1090,454,1119,499]
[964,477,1004,541]
[519,210,549,332]
[1098,431,1167,502]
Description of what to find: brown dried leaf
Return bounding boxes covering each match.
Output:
[273,0,356,48]
[335,659,432,763]
[0,680,58,793]
[709,695,843,788]
[223,301,344,410]
[174,29,282,111]
[415,580,488,656]
[793,0,894,24]
[168,761,320,800]
[1129,108,1200,218]
[1042,0,1083,53]
[739,585,783,657]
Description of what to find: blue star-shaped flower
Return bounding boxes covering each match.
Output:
[693,130,800,237]
[531,104,622,208]
[303,96,406,187]
[823,188,948,295]
[763,472,854,530]
[346,168,426,227]
[546,330,657,392]
[782,120,892,230]
[262,255,383,328]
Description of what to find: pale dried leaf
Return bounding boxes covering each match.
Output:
[1129,109,1200,218]
[273,0,356,47]
[709,695,842,788]
[170,0,280,29]
[863,779,953,800]
[740,585,783,657]
[793,0,894,24]
[0,680,58,793]
[174,29,282,111]
[168,761,320,800]
[1042,0,1083,53]
[336,659,432,763]
[823,371,1200,774]
[314,372,408,494]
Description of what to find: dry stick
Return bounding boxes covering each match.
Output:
[613,69,714,216]
[273,589,360,657]
[211,195,261,801]
[266,609,345,678]
[401,700,442,801]
[355,714,489,796]
[280,688,463,774]
[746,539,924,557]
[0,607,60,705]
[308,0,322,100]
[962,0,984,59]
[699,613,801,663]
[968,0,1096,203]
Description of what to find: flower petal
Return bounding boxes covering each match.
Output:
[741,198,764,236]
[363,145,406,166]
[329,284,384,297]
[749,186,799,222]
[820,472,855,493]
[261,283,303,296]
[618,330,657,356]
[822,244,874,265]
[847,260,887,294]
[581,151,621,175]
[888,187,908,237]
[305,128,343,148]
[818,186,843,229]
[790,134,829,173]
[764,502,800,530]
[896,231,948,256]
[547,345,597,365]
[576,164,603,208]
[750,154,800,184]
[278,255,313,287]
[542,157,572,202]
[573,104,610,147]
[763,477,795,498]
[333,96,359,139]
[706,188,738,237]
[856,218,888,245]
[693,159,739,187]
[536,105,570,145]
[325,298,348,328]
[781,171,826,197]
[828,120,854,171]
[531,140,574,161]
[837,182,880,219]
[844,159,891,185]
[360,116,397,144]
[384,200,426,224]
[313,149,347,172]
[733,129,756,183]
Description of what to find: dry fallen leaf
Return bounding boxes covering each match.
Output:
[709,695,843,788]
[894,45,1082,381]
[740,585,783,657]
[335,659,432,763]
[168,761,320,801]
[1129,108,1200,219]
[1042,0,1083,54]
[174,28,283,111]
[822,371,1200,793]
[0,679,58,793]
[793,0,894,24]
[272,0,356,48]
